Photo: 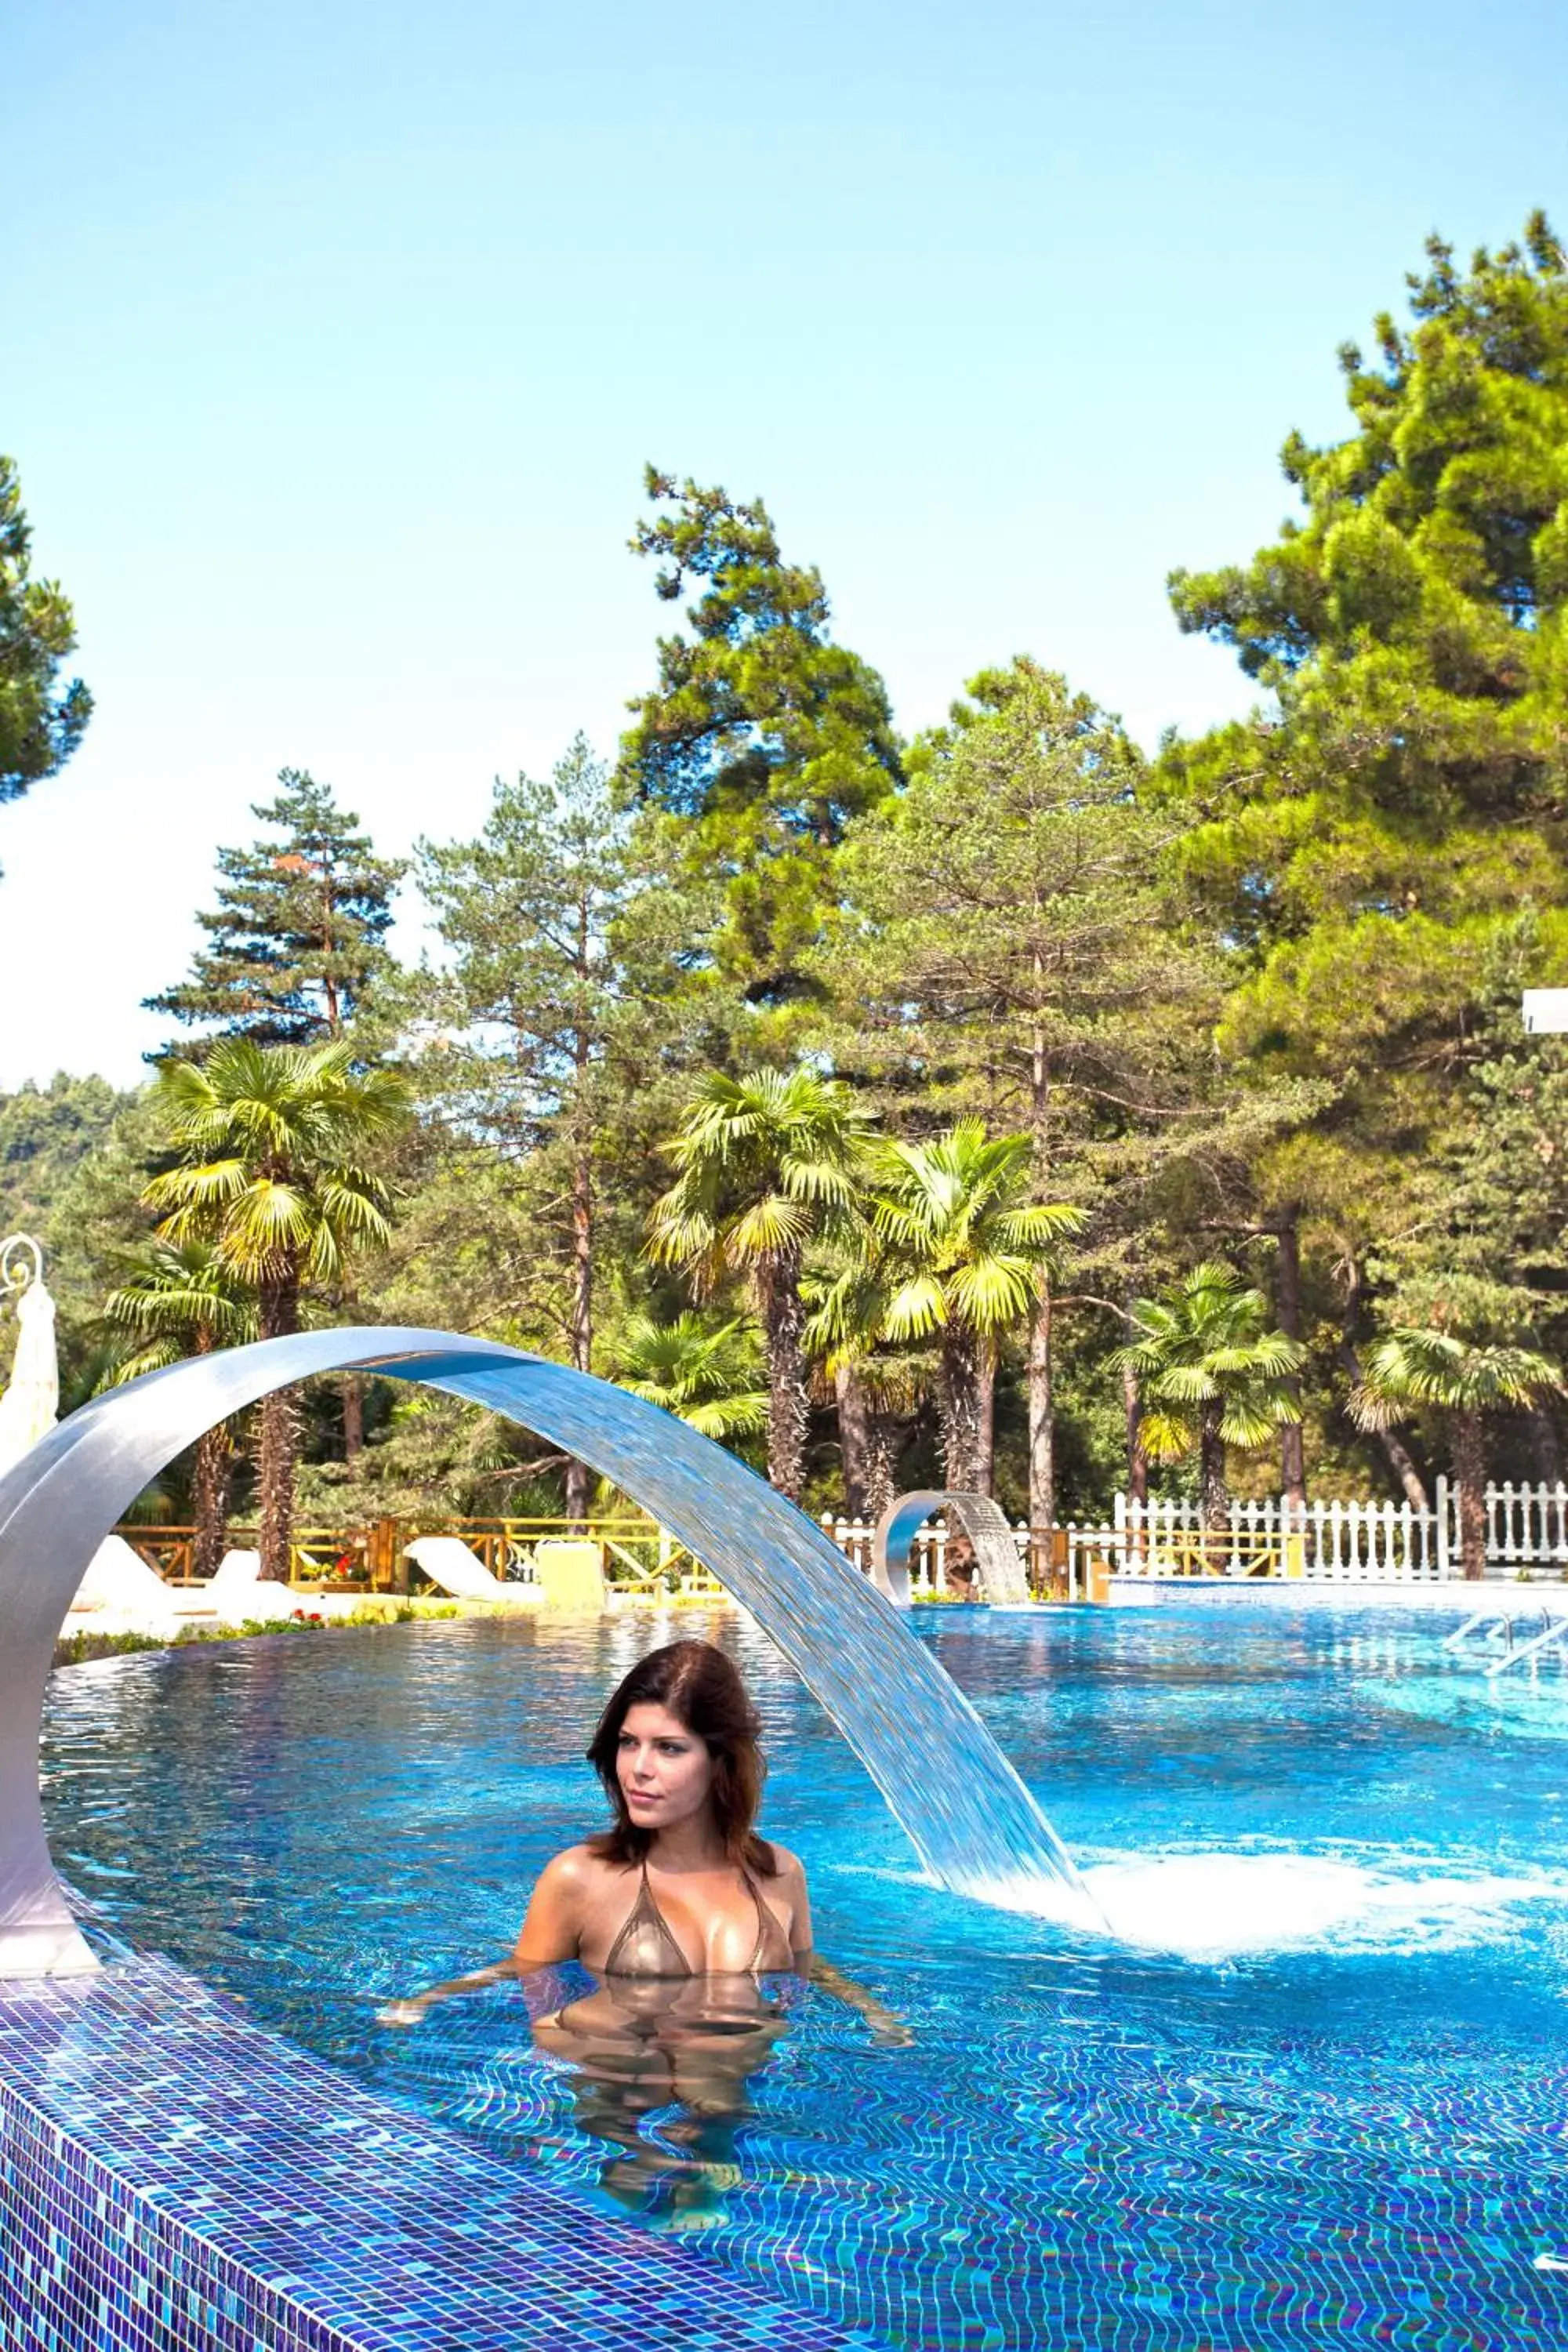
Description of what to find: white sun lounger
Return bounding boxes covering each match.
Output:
[67,1536,218,1638]
[405,1535,539,1606]
[205,1548,299,1623]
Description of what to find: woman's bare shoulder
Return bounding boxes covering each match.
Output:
[764,1840,808,1885]
[537,1841,618,1889]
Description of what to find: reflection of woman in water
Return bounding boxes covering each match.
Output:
[383,1639,900,2223]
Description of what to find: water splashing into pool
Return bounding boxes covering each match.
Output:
[432,1352,1103,1926]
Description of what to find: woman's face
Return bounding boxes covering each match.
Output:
[616,1700,715,1834]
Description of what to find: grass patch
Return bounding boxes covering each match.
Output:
[51,1600,462,1671]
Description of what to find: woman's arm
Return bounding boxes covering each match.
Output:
[773,1846,911,2048]
[376,1957,517,2027]
[803,1953,913,2045]
[376,1849,588,2028]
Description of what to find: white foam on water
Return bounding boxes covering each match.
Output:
[829,1852,1568,1961]
[1079,1851,1568,1960]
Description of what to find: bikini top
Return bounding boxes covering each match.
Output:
[603,1857,790,1979]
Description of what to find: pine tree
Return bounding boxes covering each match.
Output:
[1163,217,1568,1189]
[414,739,645,1520]
[147,770,405,1047]
[619,468,902,1018]
[1160,215,1568,1501]
[0,455,91,828]
[826,657,1282,1526]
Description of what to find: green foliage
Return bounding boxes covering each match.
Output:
[0,456,90,821]
[1350,1311,1560,1573]
[147,770,405,1047]
[1165,216,1568,1091]
[50,1599,460,1671]
[1352,1324,1559,1423]
[869,1123,1083,1346]
[1111,1261,1303,1526]
[144,1036,408,1320]
[1154,217,1568,1494]
[27,270,1568,1530]
[100,1238,256,1379]
[0,1073,148,1396]
[619,467,902,1009]
[859,1118,1083,1491]
[613,1311,768,1445]
[412,739,652,1357]
[648,1065,873,1498]
[0,1072,128,1240]
[648,1068,873,1290]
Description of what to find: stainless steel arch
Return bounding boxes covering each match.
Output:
[873,1490,1033,1606]
[2,1329,1095,1976]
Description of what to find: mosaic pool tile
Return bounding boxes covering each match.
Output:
[0,1955,879,2351]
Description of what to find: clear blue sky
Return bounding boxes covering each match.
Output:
[5,0,1565,1087]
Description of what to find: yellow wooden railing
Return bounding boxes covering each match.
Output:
[114,1515,727,1598]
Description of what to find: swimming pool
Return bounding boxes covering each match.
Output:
[40,1606,1568,2349]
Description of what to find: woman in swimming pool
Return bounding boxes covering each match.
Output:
[520,1635,808,1978]
[381,1637,898,2031]
[383,1638,887,2219]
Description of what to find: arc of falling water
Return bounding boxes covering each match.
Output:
[0,1330,1105,1979]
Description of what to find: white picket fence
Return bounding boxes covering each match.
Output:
[1486,1480,1568,1571]
[821,1479,1568,1592]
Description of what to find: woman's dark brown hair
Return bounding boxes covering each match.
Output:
[586,1639,776,1875]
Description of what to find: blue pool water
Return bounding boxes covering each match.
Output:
[38,1605,1568,2349]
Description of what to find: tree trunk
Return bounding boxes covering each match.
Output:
[1454,1410,1488,1581]
[835,1361,871,1519]
[1123,1357,1147,1504]
[975,1345,996,1497]
[1028,1269,1054,1535]
[187,1325,231,1578]
[1275,1214,1307,1518]
[563,1119,594,1529]
[862,1403,898,1525]
[1199,1402,1228,1537]
[257,1271,300,1584]
[342,1377,365,1463]
[938,1324,985,1493]
[1527,1403,1564,1489]
[258,1390,298,1584]
[191,1424,233,1580]
[761,1266,810,1503]
[1025,1007,1057,1535]
[1340,1254,1429,1510]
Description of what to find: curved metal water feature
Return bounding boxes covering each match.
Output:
[873,1490,1033,1606]
[0,1329,1100,1976]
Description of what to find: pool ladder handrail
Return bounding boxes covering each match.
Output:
[1484,1613,1568,1678]
[1444,1603,1568,1676]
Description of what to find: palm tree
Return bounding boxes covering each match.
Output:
[1352,1326,1559,1579]
[143,1036,409,1578]
[614,1311,770,1444]
[803,1247,927,1521]
[1109,1261,1304,1534]
[101,1240,258,1576]
[646,1068,873,1503]
[867,1120,1083,1495]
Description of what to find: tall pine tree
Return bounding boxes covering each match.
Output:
[618,468,902,1022]
[1,454,92,844]
[1162,215,1568,1486]
[826,658,1288,1526]
[148,770,405,1048]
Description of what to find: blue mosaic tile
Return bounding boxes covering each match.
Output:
[0,1955,880,2351]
